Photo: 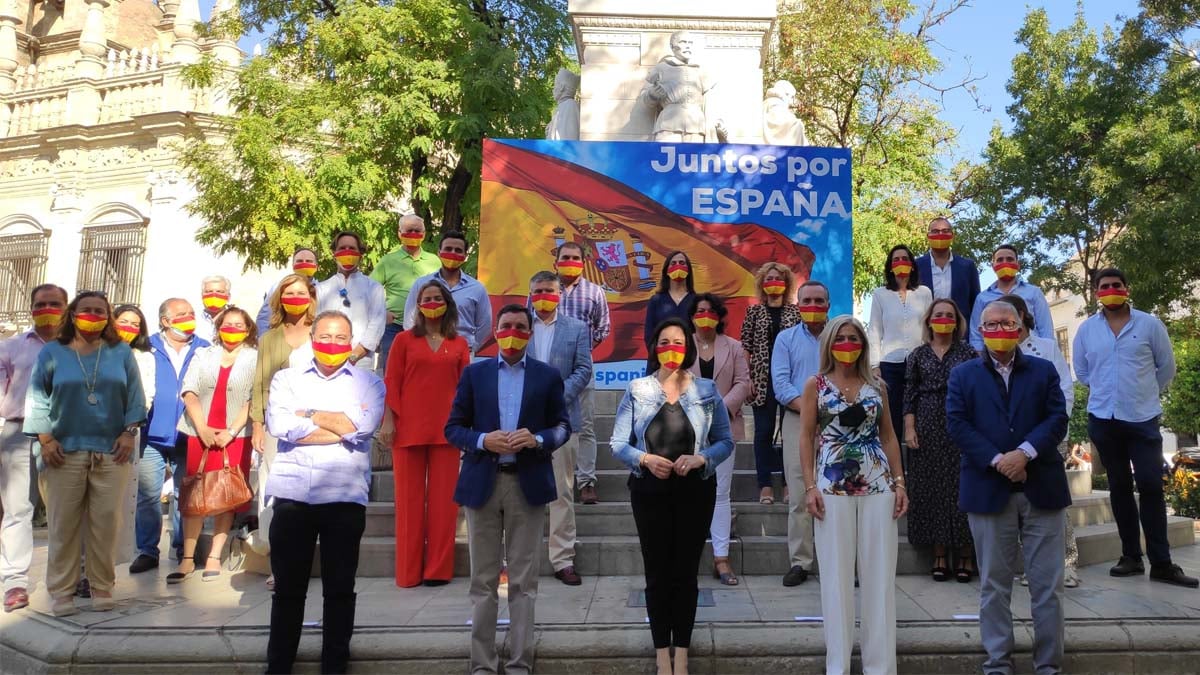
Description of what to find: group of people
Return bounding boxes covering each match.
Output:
[0,212,1195,675]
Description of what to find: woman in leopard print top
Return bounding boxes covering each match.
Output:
[740,263,801,503]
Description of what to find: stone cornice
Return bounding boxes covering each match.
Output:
[571,16,773,33]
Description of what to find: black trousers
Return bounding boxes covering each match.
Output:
[1088,415,1172,565]
[630,473,717,649]
[266,499,366,674]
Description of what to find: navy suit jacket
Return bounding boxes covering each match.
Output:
[916,253,980,318]
[446,356,571,509]
[946,351,1071,514]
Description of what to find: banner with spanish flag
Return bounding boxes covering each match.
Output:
[480,139,853,389]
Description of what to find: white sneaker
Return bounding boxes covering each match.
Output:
[1064,568,1080,588]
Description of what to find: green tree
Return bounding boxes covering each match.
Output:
[770,0,981,297]
[180,0,570,273]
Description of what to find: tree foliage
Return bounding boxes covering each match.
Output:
[968,2,1200,316]
[770,0,981,296]
[180,0,570,273]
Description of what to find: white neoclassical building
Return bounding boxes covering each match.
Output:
[0,0,281,334]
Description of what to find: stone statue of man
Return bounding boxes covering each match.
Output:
[762,80,808,146]
[546,68,580,141]
[641,31,725,143]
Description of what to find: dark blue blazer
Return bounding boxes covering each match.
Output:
[916,253,981,318]
[946,351,1070,514]
[446,356,571,509]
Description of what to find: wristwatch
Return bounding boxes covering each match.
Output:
[534,434,545,450]
[122,424,139,437]
[297,409,314,419]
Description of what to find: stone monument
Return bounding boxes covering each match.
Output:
[568,0,776,143]
[546,67,581,140]
[762,79,808,146]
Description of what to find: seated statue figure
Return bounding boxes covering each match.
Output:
[762,79,809,146]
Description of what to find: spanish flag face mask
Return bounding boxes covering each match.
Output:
[116,324,140,343]
[32,307,64,329]
[930,316,957,334]
[666,262,689,281]
[530,293,560,313]
[1097,287,1129,309]
[496,328,531,356]
[219,325,249,348]
[280,296,311,316]
[334,248,361,271]
[292,260,318,277]
[982,328,1020,353]
[313,341,353,368]
[73,313,108,339]
[656,344,686,370]
[556,259,584,281]
[693,310,719,331]
[201,292,229,316]
[831,341,862,365]
[419,301,447,319]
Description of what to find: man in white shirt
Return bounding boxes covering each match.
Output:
[316,231,387,369]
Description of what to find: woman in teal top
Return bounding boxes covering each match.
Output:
[24,291,146,617]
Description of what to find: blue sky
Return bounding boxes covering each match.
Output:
[926,0,1141,162]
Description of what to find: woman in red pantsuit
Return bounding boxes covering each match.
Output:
[380,280,470,587]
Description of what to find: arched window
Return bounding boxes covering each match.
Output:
[0,216,50,326]
[76,203,149,306]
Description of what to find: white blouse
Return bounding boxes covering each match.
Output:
[867,285,933,367]
[1020,334,1074,411]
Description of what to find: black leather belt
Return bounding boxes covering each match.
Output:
[497,462,519,473]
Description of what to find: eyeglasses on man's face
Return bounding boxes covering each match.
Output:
[981,320,1019,332]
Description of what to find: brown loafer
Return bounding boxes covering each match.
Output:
[554,566,583,586]
[579,485,598,505]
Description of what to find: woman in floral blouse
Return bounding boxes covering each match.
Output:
[797,315,908,675]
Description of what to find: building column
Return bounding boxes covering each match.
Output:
[0,1,20,94]
[171,0,202,64]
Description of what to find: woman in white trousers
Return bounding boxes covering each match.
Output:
[798,316,908,675]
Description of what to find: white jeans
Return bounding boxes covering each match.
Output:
[813,492,898,675]
[0,420,34,592]
[709,443,736,557]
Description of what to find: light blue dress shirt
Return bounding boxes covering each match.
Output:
[771,323,822,407]
[969,279,1054,350]
[496,354,525,464]
[265,359,386,505]
[1072,308,1176,423]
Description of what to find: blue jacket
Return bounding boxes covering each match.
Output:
[446,356,571,509]
[946,351,1071,514]
[145,332,209,449]
[916,253,980,320]
[527,313,592,430]
[610,375,734,480]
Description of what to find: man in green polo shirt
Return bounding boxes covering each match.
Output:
[371,213,441,374]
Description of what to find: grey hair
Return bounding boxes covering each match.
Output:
[399,213,424,228]
[200,275,231,291]
[158,297,190,319]
[529,270,559,286]
[311,310,354,337]
[980,299,1020,324]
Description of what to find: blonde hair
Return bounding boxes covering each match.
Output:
[753,262,796,304]
[268,274,318,329]
[818,315,884,390]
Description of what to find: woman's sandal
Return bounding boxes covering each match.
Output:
[955,565,971,583]
[167,561,196,585]
[202,556,222,582]
[713,558,740,586]
[931,555,949,583]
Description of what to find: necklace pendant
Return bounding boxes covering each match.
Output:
[87,393,98,405]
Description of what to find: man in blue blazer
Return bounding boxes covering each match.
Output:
[527,271,593,587]
[131,298,209,574]
[445,304,570,675]
[947,299,1070,675]
[916,216,980,319]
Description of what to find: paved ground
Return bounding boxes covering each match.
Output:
[4,531,1200,673]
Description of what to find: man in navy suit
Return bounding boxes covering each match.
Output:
[527,271,593,587]
[446,304,571,675]
[916,216,980,319]
[947,299,1070,675]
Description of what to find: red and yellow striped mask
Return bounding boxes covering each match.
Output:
[666,263,689,281]
[313,341,353,368]
[556,260,584,279]
[202,292,229,314]
[982,328,1020,353]
[530,293,560,313]
[219,325,249,347]
[334,248,361,270]
[400,234,424,248]
[693,310,719,330]
[891,262,913,278]
[993,262,1019,280]
[116,326,139,343]
[438,251,466,270]
[656,344,686,370]
[496,328,531,355]
[280,296,311,316]
[73,313,108,338]
[798,305,827,324]
[292,261,318,277]
[930,317,957,334]
[32,307,63,328]
[1097,288,1128,309]
[928,232,953,250]
[831,342,862,364]
[170,317,196,336]
[763,280,787,296]
[419,301,447,319]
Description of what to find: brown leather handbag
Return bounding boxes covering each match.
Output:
[180,445,254,517]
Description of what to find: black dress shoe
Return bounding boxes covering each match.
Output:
[1150,564,1199,588]
[422,579,449,587]
[128,554,159,574]
[554,566,583,586]
[782,565,809,586]
[1110,556,1145,577]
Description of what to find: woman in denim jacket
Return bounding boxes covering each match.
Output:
[611,318,733,675]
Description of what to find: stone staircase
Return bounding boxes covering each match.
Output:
[320,389,1197,578]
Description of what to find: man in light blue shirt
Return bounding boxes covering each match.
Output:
[263,310,386,673]
[770,280,828,587]
[402,230,493,352]
[969,244,1053,351]
[1073,268,1194,588]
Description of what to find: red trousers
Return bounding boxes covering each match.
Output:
[391,444,459,587]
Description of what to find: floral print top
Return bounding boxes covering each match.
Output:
[814,374,894,496]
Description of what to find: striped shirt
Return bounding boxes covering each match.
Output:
[559,277,611,346]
